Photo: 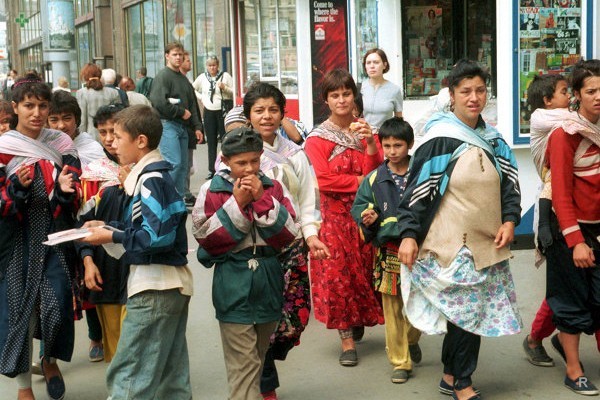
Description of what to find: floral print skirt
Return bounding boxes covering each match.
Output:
[272,239,311,347]
[400,246,522,337]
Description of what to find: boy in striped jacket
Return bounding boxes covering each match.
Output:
[192,126,298,400]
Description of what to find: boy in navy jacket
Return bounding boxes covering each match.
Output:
[81,105,192,400]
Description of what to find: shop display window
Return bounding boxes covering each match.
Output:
[195,0,216,74]
[354,0,378,83]
[401,0,496,98]
[76,22,93,78]
[75,0,93,17]
[241,0,298,96]
[127,5,143,79]
[165,0,193,53]
[125,1,165,79]
[516,0,584,138]
[20,43,43,72]
[143,0,165,78]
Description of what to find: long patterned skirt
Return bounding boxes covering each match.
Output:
[400,246,522,337]
[311,208,384,330]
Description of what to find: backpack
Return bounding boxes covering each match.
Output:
[137,77,153,97]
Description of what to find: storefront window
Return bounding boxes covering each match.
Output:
[143,1,165,78]
[19,0,42,45]
[517,0,583,137]
[355,0,378,82]
[20,43,43,72]
[75,0,93,16]
[195,0,216,75]
[76,22,93,79]
[165,0,193,52]
[127,5,143,77]
[241,0,298,96]
[401,0,496,98]
[125,1,165,79]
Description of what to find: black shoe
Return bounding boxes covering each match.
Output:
[409,343,422,364]
[339,349,358,367]
[41,357,65,400]
[184,195,196,206]
[206,172,214,180]
[439,379,481,396]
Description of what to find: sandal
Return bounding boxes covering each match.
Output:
[41,356,65,400]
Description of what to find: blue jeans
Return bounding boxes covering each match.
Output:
[106,289,191,400]
[159,120,188,195]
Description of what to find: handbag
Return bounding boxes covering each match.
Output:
[221,98,234,118]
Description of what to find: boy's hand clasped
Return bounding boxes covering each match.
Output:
[233,175,264,208]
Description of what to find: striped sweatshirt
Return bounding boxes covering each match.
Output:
[547,127,600,248]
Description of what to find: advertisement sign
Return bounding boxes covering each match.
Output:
[310,0,349,124]
[48,0,75,50]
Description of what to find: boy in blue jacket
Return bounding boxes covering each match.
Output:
[351,117,422,384]
[81,104,193,400]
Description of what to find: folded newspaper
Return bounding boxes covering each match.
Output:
[43,228,93,245]
[43,225,125,257]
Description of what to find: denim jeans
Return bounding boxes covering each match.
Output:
[106,289,191,400]
[159,120,188,196]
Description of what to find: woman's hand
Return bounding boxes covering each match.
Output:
[398,238,419,269]
[17,164,32,187]
[494,221,515,249]
[58,165,75,193]
[353,119,375,143]
[306,235,331,260]
[573,242,596,268]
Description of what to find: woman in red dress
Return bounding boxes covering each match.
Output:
[304,69,384,367]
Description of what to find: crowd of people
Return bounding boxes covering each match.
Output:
[0,44,599,400]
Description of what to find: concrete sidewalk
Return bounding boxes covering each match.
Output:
[1,148,596,399]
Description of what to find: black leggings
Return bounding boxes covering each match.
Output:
[442,321,480,389]
[203,109,225,174]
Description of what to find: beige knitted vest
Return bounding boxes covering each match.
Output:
[419,147,512,270]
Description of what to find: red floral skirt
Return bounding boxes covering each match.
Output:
[310,206,384,330]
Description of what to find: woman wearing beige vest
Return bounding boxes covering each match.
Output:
[397,60,522,400]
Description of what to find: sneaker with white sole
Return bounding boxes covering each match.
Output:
[391,369,409,384]
[564,375,599,396]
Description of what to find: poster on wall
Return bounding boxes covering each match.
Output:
[517,0,582,140]
[47,0,75,50]
[310,0,349,124]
